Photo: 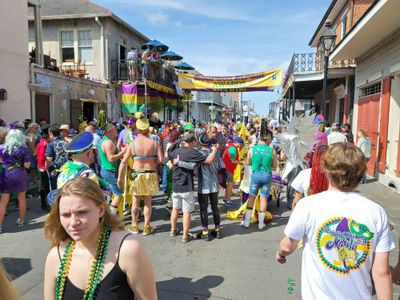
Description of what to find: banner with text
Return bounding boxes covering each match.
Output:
[178,70,282,92]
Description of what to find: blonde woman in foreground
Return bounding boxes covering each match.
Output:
[44,177,157,300]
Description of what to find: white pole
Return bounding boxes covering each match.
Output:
[144,79,148,117]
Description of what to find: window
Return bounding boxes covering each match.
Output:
[341,14,347,39]
[361,83,381,96]
[78,30,93,63]
[120,36,127,46]
[61,31,74,63]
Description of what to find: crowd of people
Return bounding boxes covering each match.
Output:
[0,112,397,299]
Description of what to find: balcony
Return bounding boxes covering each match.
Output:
[110,59,177,90]
[283,52,356,87]
[194,91,224,106]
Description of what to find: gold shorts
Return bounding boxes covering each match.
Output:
[129,172,159,196]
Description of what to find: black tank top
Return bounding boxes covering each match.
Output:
[58,234,134,300]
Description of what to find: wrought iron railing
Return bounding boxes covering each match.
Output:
[110,59,177,89]
[283,53,356,87]
[287,53,322,75]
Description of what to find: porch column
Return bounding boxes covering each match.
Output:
[292,83,296,117]
[343,76,349,124]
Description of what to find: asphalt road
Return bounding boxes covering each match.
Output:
[1,181,399,299]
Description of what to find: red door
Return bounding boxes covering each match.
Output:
[378,77,391,173]
[357,94,380,176]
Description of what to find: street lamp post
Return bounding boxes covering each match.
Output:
[320,24,336,119]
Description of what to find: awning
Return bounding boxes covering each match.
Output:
[330,0,400,60]
[197,100,225,107]
[146,80,177,95]
[80,98,106,103]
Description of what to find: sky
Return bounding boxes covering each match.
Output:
[94,0,332,115]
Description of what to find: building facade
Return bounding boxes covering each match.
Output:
[27,0,150,125]
[0,0,35,124]
[328,0,400,190]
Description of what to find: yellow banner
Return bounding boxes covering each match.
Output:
[147,80,176,95]
[178,70,282,92]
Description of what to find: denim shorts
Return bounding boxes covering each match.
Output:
[226,171,233,182]
[100,169,121,196]
[249,172,272,197]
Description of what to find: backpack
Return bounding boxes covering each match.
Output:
[51,139,68,171]
[47,166,92,207]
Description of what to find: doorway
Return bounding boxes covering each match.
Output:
[70,99,81,130]
[35,93,50,124]
[357,93,381,177]
[82,101,94,122]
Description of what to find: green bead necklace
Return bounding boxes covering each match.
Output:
[55,225,111,300]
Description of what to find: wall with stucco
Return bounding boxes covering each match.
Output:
[33,67,108,126]
[0,0,31,124]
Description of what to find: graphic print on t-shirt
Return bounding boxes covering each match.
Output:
[316,217,374,276]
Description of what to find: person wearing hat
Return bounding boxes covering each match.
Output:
[221,136,245,207]
[196,132,224,240]
[169,133,218,243]
[98,123,127,215]
[55,131,99,189]
[117,118,136,148]
[59,124,72,142]
[183,122,195,134]
[36,126,51,210]
[243,126,277,229]
[327,123,347,146]
[118,118,162,236]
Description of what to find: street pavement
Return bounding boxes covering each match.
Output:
[1,180,400,300]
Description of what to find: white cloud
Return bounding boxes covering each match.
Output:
[144,11,169,25]
[100,0,254,21]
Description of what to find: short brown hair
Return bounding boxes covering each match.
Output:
[44,177,124,247]
[322,143,366,189]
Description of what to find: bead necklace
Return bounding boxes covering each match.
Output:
[55,225,111,300]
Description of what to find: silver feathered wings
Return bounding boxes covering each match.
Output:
[275,113,318,169]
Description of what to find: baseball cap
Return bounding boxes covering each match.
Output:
[182,133,196,143]
[183,123,194,132]
[60,124,70,130]
[234,136,244,146]
[127,118,136,125]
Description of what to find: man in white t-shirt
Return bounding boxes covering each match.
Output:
[327,123,347,145]
[290,168,311,207]
[277,143,395,300]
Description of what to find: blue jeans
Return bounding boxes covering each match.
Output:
[161,165,168,192]
[249,172,272,197]
[100,169,121,196]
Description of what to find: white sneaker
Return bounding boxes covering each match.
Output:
[242,219,250,228]
[258,222,266,230]
[16,219,24,227]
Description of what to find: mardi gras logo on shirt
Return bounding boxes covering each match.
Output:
[316,217,373,276]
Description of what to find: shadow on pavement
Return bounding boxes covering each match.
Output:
[157,275,224,300]
[1,257,32,280]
